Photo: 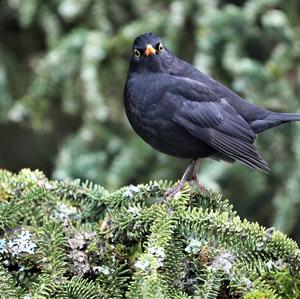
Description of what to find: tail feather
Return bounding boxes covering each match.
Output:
[251,112,300,133]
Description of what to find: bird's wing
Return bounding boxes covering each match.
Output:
[165,77,269,172]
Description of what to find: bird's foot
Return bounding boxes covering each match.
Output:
[164,160,196,200]
[163,181,186,200]
[190,175,210,197]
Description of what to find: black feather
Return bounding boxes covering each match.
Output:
[251,112,300,133]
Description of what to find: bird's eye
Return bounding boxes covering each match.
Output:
[157,43,164,52]
[134,49,141,57]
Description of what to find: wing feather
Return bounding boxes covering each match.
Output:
[165,78,269,172]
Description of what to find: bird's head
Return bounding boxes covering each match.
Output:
[130,32,173,73]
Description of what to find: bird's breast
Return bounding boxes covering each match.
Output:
[125,79,165,140]
[124,75,215,159]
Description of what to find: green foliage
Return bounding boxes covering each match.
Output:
[0,264,23,298]
[1,0,300,243]
[0,169,299,298]
[244,290,278,299]
[262,270,300,298]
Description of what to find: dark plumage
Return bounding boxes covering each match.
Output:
[124,32,300,196]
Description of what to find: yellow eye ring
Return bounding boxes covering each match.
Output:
[158,43,164,52]
[134,49,141,57]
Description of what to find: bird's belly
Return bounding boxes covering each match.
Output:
[131,116,215,159]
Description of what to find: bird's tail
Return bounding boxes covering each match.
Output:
[251,112,300,133]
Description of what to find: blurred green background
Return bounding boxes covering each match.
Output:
[0,0,300,242]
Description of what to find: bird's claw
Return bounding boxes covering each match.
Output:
[189,179,210,197]
[190,174,210,197]
[163,182,185,200]
[164,178,210,200]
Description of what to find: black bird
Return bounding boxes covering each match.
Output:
[124,32,300,197]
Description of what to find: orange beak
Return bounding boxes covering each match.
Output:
[145,44,156,56]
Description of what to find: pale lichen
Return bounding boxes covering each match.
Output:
[185,239,201,254]
[122,185,140,199]
[50,202,80,221]
[93,266,111,275]
[128,206,141,217]
[2,231,37,257]
[208,251,235,275]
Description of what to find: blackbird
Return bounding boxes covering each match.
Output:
[124,32,300,197]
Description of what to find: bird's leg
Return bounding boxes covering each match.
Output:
[190,159,210,195]
[164,160,196,199]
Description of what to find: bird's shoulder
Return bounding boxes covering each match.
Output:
[168,56,268,122]
[159,67,256,141]
[163,75,219,104]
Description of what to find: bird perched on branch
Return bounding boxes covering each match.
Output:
[124,32,300,198]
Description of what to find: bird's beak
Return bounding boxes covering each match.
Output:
[145,44,156,56]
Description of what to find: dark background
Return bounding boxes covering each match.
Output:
[0,0,300,242]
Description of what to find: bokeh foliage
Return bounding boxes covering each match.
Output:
[0,0,300,241]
